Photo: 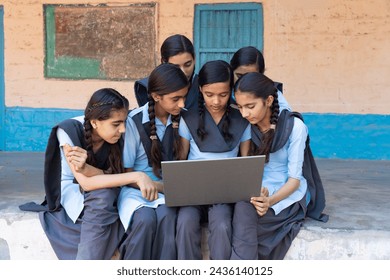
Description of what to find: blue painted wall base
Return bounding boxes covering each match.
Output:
[3,107,390,160]
[5,107,83,151]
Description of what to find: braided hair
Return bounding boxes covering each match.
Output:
[84,88,129,174]
[234,72,279,162]
[197,60,234,141]
[147,63,189,178]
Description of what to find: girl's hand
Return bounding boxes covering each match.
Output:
[64,144,88,172]
[136,172,159,201]
[250,187,270,217]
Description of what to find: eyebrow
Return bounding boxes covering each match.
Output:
[111,119,125,124]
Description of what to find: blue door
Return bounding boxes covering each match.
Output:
[0,7,4,150]
[194,3,264,71]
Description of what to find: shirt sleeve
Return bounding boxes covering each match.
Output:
[123,117,141,169]
[287,118,308,180]
[56,127,75,147]
[178,117,192,140]
[278,90,291,112]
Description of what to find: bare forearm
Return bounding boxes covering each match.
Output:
[80,164,104,177]
[269,177,300,206]
[76,171,146,191]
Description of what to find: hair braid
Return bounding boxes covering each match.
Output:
[197,90,207,140]
[83,119,96,167]
[221,99,233,142]
[256,91,279,162]
[171,114,182,160]
[148,98,163,178]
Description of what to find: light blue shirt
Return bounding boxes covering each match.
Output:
[118,103,170,230]
[263,117,308,215]
[56,116,85,223]
[277,90,291,112]
[179,114,251,160]
[122,103,172,181]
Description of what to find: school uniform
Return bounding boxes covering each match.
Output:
[176,107,251,260]
[230,110,327,260]
[34,116,123,260]
[134,74,199,110]
[117,103,177,260]
[276,89,291,112]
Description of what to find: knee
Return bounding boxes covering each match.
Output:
[177,207,201,232]
[156,206,177,224]
[132,208,157,230]
[233,201,257,227]
[234,201,255,218]
[209,203,232,223]
[84,188,119,211]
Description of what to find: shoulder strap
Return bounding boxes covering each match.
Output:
[132,111,152,166]
[132,111,174,167]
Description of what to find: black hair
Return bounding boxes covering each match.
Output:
[160,34,195,63]
[230,46,265,74]
[197,60,234,141]
[147,63,189,178]
[234,72,279,162]
[84,88,129,174]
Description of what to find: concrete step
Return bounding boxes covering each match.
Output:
[1,152,390,260]
[1,212,390,260]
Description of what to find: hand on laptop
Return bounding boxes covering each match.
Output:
[250,187,270,217]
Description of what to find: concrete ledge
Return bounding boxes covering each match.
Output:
[2,213,390,260]
[1,152,390,260]
[0,212,56,260]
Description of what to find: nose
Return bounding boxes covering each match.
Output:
[212,96,220,105]
[119,123,126,134]
[178,98,185,109]
[241,108,249,118]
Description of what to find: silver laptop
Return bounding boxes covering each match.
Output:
[161,155,265,207]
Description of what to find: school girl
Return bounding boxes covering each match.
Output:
[117,63,189,259]
[230,46,291,112]
[134,34,198,110]
[230,72,312,259]
[37,88,130,259]
[175,60,251,260]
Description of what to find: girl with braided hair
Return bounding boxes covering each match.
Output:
[230,46,291,112]
[38,88,154,260]
[231,72,309,260]
[176,60,251,260]
[117,63,189,259]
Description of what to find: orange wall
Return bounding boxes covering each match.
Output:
[2,0,390,114]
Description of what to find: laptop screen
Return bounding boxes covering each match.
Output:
[161,155,265,207]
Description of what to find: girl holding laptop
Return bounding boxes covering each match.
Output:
[176,60,251,260]
[230,72,310,259]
